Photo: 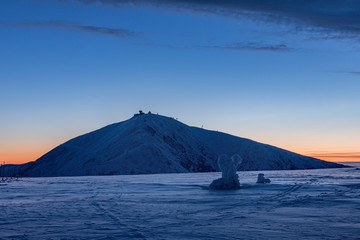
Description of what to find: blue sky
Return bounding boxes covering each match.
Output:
[1,0,360,163]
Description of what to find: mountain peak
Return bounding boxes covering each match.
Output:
[131,111,180,123]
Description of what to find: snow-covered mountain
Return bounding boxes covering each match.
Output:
[16,113,344,177]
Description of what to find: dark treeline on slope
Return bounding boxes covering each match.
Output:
[0,163,22,182]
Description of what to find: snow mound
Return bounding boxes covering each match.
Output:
[210,154,242,190]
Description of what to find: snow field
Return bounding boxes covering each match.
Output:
[1,165,359,239]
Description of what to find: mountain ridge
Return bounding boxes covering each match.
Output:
[13,113,344,177]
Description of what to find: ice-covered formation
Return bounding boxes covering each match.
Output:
[256,173,271,183]
[209,154,243,190]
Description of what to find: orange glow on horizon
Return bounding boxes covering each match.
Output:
[0,149,49,165]
[306,152,360,163]
[1,147,359,165]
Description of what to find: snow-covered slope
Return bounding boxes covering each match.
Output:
[17,113,344,177]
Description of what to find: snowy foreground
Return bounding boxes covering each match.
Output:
[1,164,360,240]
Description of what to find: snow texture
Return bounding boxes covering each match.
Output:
[10,113,345,177]
[210,154,242,190]
[257,173,271,183]
[1,163,360,240]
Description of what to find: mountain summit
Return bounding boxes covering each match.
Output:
[18,113,343,177]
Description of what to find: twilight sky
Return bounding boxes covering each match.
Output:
[1,0,359,164]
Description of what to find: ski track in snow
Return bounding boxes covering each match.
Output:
[1,165,360,240]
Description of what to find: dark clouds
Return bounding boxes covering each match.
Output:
[5,1,360,53]
[1,21,138,38]
[74,0,360,38]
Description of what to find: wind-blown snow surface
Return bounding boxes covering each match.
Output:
[1,166,360,239]
[17,114,343,177]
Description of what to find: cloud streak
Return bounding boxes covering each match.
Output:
[330,71,360,75]
[74,0,360,39]
[346,71,360,75]
[1,21,293,52]
[1,21,138,38]
[134,41,294,52]
[201,42,293,52]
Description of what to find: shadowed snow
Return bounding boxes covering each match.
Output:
[1,166,359,239]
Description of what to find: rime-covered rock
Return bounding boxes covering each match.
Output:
[257,173,271,184]
[210,154,242,190]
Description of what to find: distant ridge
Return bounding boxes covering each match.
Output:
[14,113,344,177]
